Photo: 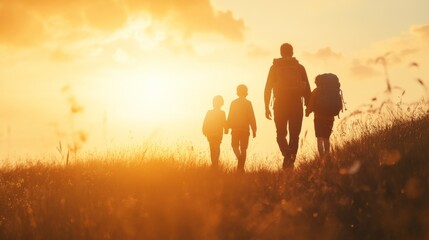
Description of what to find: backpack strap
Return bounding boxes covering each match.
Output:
[337,89,347,119]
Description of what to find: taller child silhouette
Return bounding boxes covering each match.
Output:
[226,84,257,173]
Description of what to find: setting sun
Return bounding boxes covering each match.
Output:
[113,71,180,124]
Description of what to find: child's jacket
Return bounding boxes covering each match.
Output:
[203,109,226,137]
[226,98,257,133]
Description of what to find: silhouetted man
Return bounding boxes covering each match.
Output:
[264,43,311,170]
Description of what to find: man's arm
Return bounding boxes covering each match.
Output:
[249,102,257,138]
[301,65,311,106]
[202,111,209,136]
[264,66,275,119]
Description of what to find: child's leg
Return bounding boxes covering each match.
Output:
[231,132,242,162]
[322,120,333,162]
[208,139,217,167]
[212,143,220,168]
[317,137,324,156]
[237,133,249,173]
[233,146,244,173]
[323,138,330,155]
[237,148,246,172]
[315,119,325,158]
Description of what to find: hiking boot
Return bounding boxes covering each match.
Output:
[282,157,294,171]
[237,157,245,173]
[290,154,297,163]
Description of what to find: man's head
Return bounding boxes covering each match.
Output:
[280,43,293,57]
[236,84,248,98]
[212,95,224,109]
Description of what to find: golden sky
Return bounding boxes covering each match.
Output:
[1,0,429,161]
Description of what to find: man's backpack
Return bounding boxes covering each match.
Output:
[273,62,307,97]
[314,73,343,117]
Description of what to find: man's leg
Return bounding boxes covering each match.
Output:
[275,114,293,170]
[288,110,303,164]
[274,109,290,159]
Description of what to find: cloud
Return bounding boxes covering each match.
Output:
[126,0,245,41]
[50,48,75,62]
[0,2,45,46]
[349,59,380,79]
[113,48,129,64]
[84,1,128,32]
[349,23,429,80]
[303,47,343,62]
[0,0,245,48]
[247,44,270,58]
[364,23,429,64]
[399,48,420,58]
[411,24,429,41]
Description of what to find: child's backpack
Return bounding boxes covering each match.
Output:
[314,73,344,117]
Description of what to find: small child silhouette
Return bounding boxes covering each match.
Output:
[203,95,227,169]
[305,74,342,161]
[226,84,257,173]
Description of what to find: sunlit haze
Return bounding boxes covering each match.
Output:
[1,0,428,161]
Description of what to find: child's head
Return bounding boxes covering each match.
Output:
[236,84,248,98]
[212,95,224,109]
[315,74,322,87]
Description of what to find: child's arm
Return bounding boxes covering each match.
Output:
[202,111,209,136]
[222,111,228,134]
[305,89,317,117]
[225,102,233,134]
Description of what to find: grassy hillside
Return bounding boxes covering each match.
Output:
[1,112,429,240]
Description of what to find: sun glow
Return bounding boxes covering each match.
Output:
[109,17,169,52]
[96,69,182,127]
[140,74,176,122]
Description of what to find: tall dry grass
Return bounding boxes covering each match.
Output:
[1,57,428,239]
[1,102,429,239]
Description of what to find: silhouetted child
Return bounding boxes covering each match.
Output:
[226,84,257,173]
[305,73,343,160]
[203,95,227,169]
